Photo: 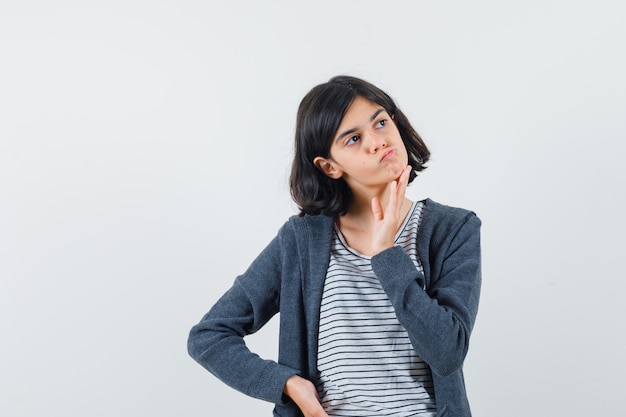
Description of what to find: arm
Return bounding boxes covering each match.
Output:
[371,211,481,377]
[187,229,299,404]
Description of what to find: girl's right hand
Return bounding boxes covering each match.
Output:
[283,375,330,417]
[371,165,412,255]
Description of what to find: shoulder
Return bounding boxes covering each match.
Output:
[269,214,335,270]
[278,213,335,244]
[420,199,481,245]
[422,198,479,221]
[285,213,334,231]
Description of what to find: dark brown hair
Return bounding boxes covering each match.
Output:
[289,75,430,217]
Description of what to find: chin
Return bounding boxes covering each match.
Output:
[389,163,405,178]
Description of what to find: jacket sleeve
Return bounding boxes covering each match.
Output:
[187,226,299,404]
[371,210,481,377]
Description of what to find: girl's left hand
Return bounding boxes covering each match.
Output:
[371,165,411,255]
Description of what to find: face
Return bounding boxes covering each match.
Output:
[314,96,409,194]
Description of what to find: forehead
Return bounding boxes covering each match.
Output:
[339,96,384,126]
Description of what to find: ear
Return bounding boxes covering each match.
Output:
[313,156,343,179]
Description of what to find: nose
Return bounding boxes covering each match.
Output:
[367,132,387,153]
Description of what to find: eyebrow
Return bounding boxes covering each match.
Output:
[335,108,386,143]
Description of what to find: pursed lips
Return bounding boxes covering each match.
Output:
[380,149,396,162]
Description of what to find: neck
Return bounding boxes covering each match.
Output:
[347,184,394,216]
[342,194,412,230]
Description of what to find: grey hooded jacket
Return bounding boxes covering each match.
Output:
[188,198,482,417]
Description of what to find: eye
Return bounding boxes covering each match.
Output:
[375,119,387,128]
[346,135,360,146]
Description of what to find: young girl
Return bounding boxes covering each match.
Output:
[188,76,481,417]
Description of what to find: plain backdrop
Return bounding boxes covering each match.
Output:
[2,1,625,416]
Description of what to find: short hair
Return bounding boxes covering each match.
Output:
[289,75,430,217]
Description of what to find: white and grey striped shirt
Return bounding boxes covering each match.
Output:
[316,200,436,417]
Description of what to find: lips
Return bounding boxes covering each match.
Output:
[380,149,396,162]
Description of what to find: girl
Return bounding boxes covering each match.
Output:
[188,75,481,417]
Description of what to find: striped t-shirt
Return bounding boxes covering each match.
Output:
[316,200,436,417]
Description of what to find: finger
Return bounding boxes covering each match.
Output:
[396,166,411,202]
[398,165,411,189]
[387,180,398,215]
[371,196,384,221]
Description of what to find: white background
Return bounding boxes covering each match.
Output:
[2,1,625,416]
